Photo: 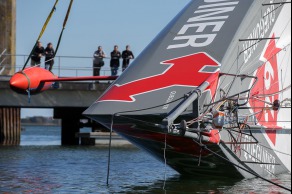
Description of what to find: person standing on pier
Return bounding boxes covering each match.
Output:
[44,43,55,71]
[110,45,121,76]
[122,45,134,72]
[31,41,45,67]
[93,46,106,76]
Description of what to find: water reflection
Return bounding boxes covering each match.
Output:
[118,175,240,194]
[119,174,291,194]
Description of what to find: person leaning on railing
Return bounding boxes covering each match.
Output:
[110,45,121,76]
[31,41,45,67]
[93,46,106,76]
[122,45,135,72]
[45,43,55,71]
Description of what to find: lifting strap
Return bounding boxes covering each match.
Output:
[22,0,59,70]
[54,0,74,56]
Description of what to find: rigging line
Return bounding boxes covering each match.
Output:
[241,19,291,73]
[279,44,291,92]
[262,2,287,18]
[239,38,280,56]
[278,44,291,71]
[251,85,291,98]
[54,0,74,56]
[225,16,291,81]
[227,130,290,175]
[228,132,292,156]
[238,148,278,176]
[106,114,115,186]
[254,45,291,93]
[196,142,292,192]
[187,77,222,126]
[115,115,164,131]
[263,2,291,6]
[226,46,241,96]
[246,71,291,98]
[282,45,291,93]
[187,89,220,126]
[222,8,291,83]
[163,132,167,192]
[114,96,186,115]
[204,77,258,107]
[217,9,285,87]
[223,43,283,97]
[162,93,171,193]
[22,0,59,70]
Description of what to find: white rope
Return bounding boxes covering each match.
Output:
[163,133,167,193]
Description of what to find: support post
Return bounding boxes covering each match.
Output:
[54,108,86,146]
[0,107,21,146]
[61,116,80,145]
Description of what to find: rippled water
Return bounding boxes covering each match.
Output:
[0,126,291,193]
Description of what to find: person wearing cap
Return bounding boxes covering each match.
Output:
[110,45,121,76]
[44,43,55,71]
[31,41,45,66]
[122,45,135,72]
[93,46,106,76]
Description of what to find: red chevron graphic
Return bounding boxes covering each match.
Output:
[98,52,220,102]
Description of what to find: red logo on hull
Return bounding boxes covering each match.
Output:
[98,53,220,102]
[249,35,282,145]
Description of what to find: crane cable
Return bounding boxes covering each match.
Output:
[54,0,74,56]
[22,0,59,70]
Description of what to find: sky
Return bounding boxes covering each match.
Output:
[17,0,190,118]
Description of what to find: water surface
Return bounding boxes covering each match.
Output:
[0,126,290,193]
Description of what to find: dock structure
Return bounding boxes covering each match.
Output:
[0,107,21,145]
[0,0,115,146]
[0,0,18,145]
[77,132,132,147]
[0,77,111,146]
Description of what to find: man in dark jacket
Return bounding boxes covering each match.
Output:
[122,45,135,71]
[93,46,106,76]
[110,45,121,76]
[45,43,55,71]
[31,41,45,66]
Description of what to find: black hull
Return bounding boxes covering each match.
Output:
[86,114,290,179]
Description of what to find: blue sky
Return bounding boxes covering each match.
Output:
[18,0,190,117]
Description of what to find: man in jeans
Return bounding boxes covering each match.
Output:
[93,46,106,76]
[122,45,135,72]
[31,41,45,66]
[45,43,55,71]
[110,45,121,76]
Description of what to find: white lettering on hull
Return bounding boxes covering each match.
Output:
[168,0,239,49]
[243,0,276,64]
[243,135,276,174]
[163,91,177,110]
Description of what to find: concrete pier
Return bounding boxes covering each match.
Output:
[0,108,21,145]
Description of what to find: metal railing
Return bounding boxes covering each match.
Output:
[1,54,124,77]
